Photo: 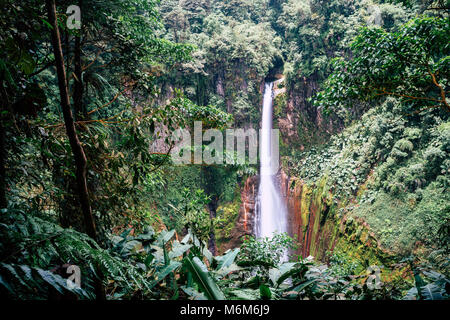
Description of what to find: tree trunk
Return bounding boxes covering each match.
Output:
[46,0,96,240]
[73,0,84,119]
[0,85,10,209]
[201,166,220,255]
[207,199,218,256]
[64,29,70,88]
[45,0,105,300]
[0,118,7,209]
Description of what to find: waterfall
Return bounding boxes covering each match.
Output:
[255,82,287,239]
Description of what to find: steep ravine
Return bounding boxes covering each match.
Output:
[227,172,394,268]
[223,77,394,267]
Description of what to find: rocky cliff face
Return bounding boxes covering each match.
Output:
[219,175,258,254]
[276,74,344,150]
[280,172,393,265]
[227,73,391,265]
[232,173,393,266]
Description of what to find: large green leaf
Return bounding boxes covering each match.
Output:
[135,226,156,241]
[228,288,259,300]
[421,283,445,300]
[403,287,419,300]
[181,232,191,244]
[215,248,240,270]
[183,256,225,300]
[259,284,272,300]
[269,262,296,286]
[156,229,176,246]
[150,245,165,264]
[149,261,182,289]
[120,240,143,257]
[169,240,192,259]
[215,263,242,279]
[290,279,317,293]
[202,246,214,264]
[180,286,207,300]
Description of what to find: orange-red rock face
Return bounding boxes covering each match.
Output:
[233,172,336,260]
[281,171,336,260]
[220,175,259,253]
[233,173,391,264]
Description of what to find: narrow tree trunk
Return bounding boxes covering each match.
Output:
[45,0,105,300]
[73,0,84,119]
[73,35,83,118]
[207,199,218,256]
[202,167,218,255]
[0,85,10,209]
[64,29,70,88]
[46,0,96,240]
[0,118,7,209]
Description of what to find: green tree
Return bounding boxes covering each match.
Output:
[315,16,450,115]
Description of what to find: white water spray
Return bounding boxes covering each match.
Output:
[255,82,288,239]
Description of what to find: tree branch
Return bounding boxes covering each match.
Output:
[428,69,450,112]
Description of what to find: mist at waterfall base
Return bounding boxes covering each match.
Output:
[254,82,288,241]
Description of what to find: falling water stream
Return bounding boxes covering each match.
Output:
[255,82,288,239]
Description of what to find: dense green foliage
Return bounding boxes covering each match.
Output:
[0,0,449,301]
[315,16,450,115]
[3,209,447,300]
[286,99,449,254]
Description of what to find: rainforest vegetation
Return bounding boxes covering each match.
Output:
[0,0,449,301]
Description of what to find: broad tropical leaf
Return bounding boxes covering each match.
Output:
[149,261,182,289]
[180,286,208,300]
[183,256,225,300]
[215,248,240,270]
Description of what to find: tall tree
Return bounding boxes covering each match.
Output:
[315,16,450,115]
[45,0,97,242]
[73,1,84,119]
[0,106,7,209]
[46,0,106,299]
